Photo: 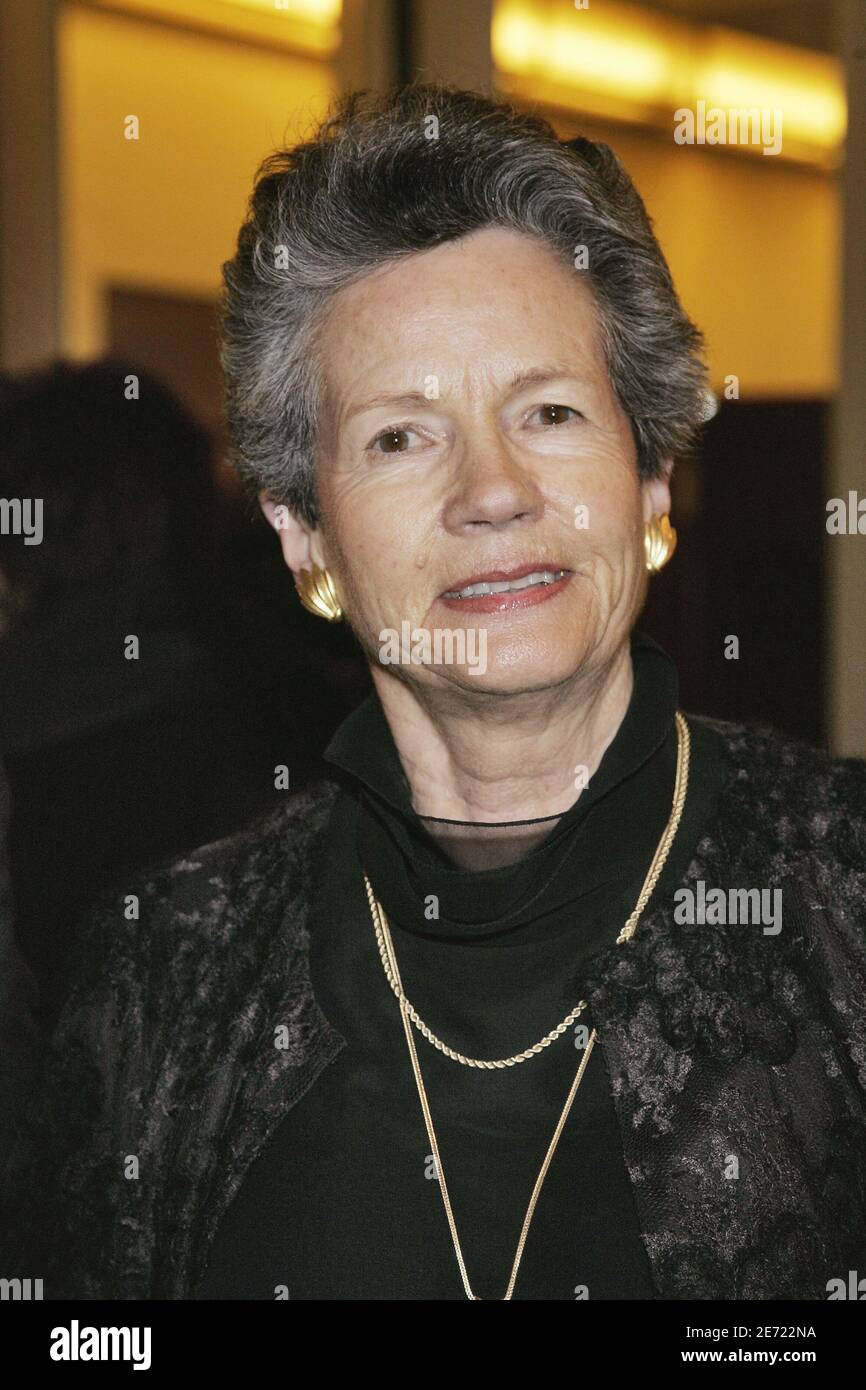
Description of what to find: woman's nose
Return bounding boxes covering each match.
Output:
[442,440,543,531]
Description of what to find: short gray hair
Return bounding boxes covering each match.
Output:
[220,83,709,528]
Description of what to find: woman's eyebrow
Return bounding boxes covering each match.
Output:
[505,365,588,394]
[344,366,589,424]
[344,390,432,423]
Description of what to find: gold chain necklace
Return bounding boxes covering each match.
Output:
[363,710,691,1300]
[363,709,691,1068]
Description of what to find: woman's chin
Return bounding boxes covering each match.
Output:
[374,607,595,693]
[429,646,588,697]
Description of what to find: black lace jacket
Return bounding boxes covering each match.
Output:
[2,713,866,1300]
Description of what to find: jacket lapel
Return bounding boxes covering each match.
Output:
[587,790,860,1300]
[160,781,347,1299]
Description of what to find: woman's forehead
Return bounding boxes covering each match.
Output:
[326,225,586,317]
[319,230,606,409]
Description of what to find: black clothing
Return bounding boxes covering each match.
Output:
[0,564,279,1031]
[0,753,40,1169]
[3,689,866,1301]
[197,632,728,1299]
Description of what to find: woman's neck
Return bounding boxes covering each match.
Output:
[370,644,634,824]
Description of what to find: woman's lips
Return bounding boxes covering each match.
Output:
[438,570,574,614]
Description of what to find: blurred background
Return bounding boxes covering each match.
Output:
[0,0,864,1062]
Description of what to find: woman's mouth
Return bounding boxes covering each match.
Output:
[439,566,573,614]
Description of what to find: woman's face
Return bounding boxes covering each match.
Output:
[305,225,670,696]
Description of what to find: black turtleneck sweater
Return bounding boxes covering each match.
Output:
[196,630,728,1301]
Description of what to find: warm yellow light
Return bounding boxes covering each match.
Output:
[493,0,677,107]
[492,0,846,163]
[697,31,846,150]
[214,0,341,23]
[493,9,541,69]
[85,0,342,55]
[542,18,672,103]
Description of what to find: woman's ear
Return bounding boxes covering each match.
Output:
[258,491,325,576]
[641,466,673,523]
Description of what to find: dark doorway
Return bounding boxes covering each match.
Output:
[644,399,827,747]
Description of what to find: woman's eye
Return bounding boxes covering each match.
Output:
[532,404,581,427]
[369,426,416,454]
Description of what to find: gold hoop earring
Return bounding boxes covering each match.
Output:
[294,563,343,622]
[644,513,677,573]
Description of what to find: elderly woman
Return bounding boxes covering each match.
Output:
[3,85,866,1304]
